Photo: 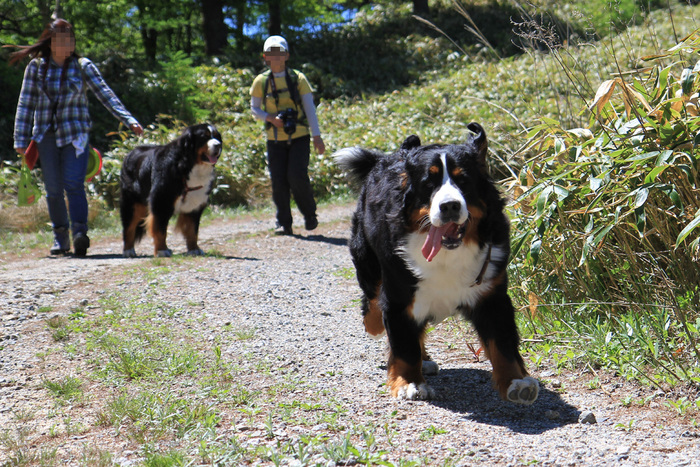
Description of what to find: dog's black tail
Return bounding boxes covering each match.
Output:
[333,147,385,188]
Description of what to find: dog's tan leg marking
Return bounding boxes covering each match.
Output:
[148,214,170,257]
[176,214,200,253]
[363,287,385,336]
[485,339,538,405]
[124,203,148,251]
[388,354,434,400]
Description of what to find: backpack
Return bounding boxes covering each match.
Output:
[262,68,308,130]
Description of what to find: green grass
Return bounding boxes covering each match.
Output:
[2,262,443,464]
[43,376,85,405]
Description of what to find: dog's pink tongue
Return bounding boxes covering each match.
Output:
[422,224,453,262]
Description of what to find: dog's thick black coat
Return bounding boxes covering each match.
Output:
[335,123,538,403]
[120,124,222,257]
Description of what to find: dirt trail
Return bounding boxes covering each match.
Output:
[1,203,698,465]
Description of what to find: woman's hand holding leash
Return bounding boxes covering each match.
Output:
[131,123,144,136]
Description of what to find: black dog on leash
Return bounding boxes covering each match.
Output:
[120,124,222,258]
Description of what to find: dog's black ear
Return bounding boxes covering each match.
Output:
[467,122,488,164]
[180,127,194,154]
[401,135,421,150]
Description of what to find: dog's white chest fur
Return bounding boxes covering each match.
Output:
[175,164,214,213]
[400,232,507,325]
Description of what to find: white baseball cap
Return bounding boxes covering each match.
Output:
[263,35,288,53]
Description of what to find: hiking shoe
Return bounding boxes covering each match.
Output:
[73,232,90,257]
[274,224,293,236]
[50,227,70,255]
[50,239,70,255]
[304,216,318,231]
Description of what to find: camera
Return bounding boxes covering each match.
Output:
[277,108,298,135]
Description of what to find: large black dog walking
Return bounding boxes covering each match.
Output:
[120,124,222,258]
[334,123,538,403]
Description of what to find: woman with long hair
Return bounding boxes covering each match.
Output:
[9,18,143,256]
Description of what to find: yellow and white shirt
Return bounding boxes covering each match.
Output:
[250,69,321,141]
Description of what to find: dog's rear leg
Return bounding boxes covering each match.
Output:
[361,289,384,337]
[176,210,204,256]
[350,217,384,336]
[122,202,148,258]
[148,212,172,257]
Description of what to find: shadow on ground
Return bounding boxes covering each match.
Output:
[427,368,580,434]
[296,233,348,247]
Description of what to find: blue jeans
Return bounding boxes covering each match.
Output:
[37,133,89,236]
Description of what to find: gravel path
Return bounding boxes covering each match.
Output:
[1,203,699,466]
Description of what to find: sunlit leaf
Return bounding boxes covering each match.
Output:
[681,68,695,95]
[590,79,619,113]
[632,187,649,209]
[567,128,594,139]
[644,166,666,183]
[529,237,541,265]
[676,210,700,247]
[635,206,646,233]
[624,151,659,163]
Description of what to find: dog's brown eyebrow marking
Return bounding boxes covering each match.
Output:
[429,165,439,174]
[452,167,463,177]
[400,171,408,189]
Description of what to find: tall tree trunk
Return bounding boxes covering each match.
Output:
[413,0,429,16]
[141,27,158,65]
[36,0,53,25]
[268,0,281,37]
[136,1,157,65]
[201,0,228,56]
[233,0,247,52]
[53,0,63,19]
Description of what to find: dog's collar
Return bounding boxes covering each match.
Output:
[472,243,492,286]
[182,183,204,202]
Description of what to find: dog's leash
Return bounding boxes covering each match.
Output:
[181,183,204,202]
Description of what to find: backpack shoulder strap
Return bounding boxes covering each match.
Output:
[285,68,302,107]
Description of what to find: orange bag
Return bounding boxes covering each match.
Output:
[24,140,39,170]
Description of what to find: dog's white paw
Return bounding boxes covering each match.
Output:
[186,248,205,256]
[123,248,137,258]
[422,360,439,376]
[156,249,173,257]
[506,376,539,405]
[397,383,435,400]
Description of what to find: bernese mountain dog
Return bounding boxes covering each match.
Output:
[334,122,538,404]
[120,124,223,258]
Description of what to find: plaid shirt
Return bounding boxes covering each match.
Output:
[13,56,139,149]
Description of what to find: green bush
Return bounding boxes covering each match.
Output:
[508,9,700,388]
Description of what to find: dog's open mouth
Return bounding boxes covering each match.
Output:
[421,221,467,262]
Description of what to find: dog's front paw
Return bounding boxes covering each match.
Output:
[123,248,137,258]
[506,376,539,405]
[395,382,435,400]
[186,248,204,256]
[156,249,173,257]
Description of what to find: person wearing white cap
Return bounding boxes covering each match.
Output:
[250,35,325,236]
